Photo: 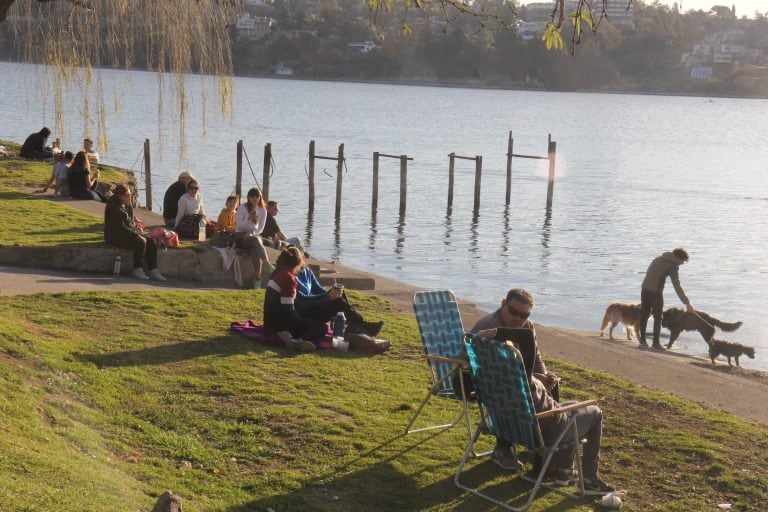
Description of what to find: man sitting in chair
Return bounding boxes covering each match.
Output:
[474,288,614,493]
[471,288,557,471]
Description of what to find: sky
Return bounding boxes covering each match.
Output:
[520,1,766,17]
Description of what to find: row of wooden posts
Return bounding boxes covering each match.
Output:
[140,131,558,214]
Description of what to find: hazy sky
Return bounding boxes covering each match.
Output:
[520,1,766,17]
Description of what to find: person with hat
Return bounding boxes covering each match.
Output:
[163,171,194,228]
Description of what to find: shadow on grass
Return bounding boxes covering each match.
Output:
[74,334,282,368]
[228,427,587,512]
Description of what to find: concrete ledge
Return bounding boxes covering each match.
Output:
[0,244,376,290]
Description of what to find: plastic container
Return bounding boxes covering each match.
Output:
[198,218,207,241]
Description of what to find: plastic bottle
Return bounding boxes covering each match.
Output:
[332,312,346,338]
[198,217,207,241]
[113,255,122,276]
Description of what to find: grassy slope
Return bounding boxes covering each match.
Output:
[0,290,766,511]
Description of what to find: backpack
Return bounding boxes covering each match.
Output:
[150,227,180,249]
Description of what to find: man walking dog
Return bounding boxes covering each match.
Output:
[640,247,695,350]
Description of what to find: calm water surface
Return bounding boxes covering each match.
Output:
[2,62,767,370]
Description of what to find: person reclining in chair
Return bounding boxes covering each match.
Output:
[474,288,614,493]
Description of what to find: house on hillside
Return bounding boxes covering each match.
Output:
[347,41,378,53]
[235,14,274,41]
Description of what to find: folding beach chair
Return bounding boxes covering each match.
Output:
[405,290,473,439]
[455,333,596,511]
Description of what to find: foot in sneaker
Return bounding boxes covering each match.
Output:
[297,339,317,352]
[131,268,150,280]
[491,446,523,471]
[584,477,615,494]
[651,343,666,351]
[252,279,262,290]
[148,269,167,281]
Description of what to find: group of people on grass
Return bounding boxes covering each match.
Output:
[24,127,104,202]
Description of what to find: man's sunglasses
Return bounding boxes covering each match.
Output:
[507,305,531,320]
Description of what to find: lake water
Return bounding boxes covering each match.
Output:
[1,61,767,371]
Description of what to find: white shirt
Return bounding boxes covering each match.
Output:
[175,192,206,228]
[53,161,70,180]
[235,203,267,235]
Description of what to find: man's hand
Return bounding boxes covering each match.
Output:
[533,372,560,391]
[476,328,497,339]
[328,287,343,300]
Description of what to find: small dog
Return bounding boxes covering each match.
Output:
[661,308,742,348]
[708,339,756,367]
[600,302,641,341]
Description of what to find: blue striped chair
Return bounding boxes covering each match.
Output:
[455,333,595,511]
[406,290,473,439]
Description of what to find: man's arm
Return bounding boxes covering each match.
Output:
[669,267,692,310]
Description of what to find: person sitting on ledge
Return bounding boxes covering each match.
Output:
[68,151,106,202]
[104,183,166,281]
[261,200,307,255]
[163,171,194,228]
[19,127,53,160]
[294,265,383,337]
[216,195,239,234]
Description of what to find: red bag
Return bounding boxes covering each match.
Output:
[150,227,180,249]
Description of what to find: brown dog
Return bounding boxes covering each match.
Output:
[661,308,742,348]
[708,339,756,367]
[600,302,641,341]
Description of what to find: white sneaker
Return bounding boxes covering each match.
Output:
[148,269,167,282]
[131,268,150,280]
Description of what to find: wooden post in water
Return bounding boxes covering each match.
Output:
[143,139,152,211]
[308,140,315,212]
[399,154,407,215]
[448,152,456,208]
[473,155,482,211]
[235,140,243,198]
[546,138,557,209]
[505,131,513,203]
[334,144,344,218]
[372,151,379,214]
[262,142,271,200]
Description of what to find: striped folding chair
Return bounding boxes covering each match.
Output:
[455,333,596,511]
[405,290,473,440]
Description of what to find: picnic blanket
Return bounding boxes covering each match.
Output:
[230,320,334,350]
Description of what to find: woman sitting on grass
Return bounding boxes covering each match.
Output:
[104,183,166,281]
[263,246,326,352]
[68,151,106,202]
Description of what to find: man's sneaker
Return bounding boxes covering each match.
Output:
[148,269,167,282]
[252,279,262,290]
[651,343,666,351]
[491,446,523,472]
[131,268,150,280]
[584,477,615,494]
[297,339,317,352]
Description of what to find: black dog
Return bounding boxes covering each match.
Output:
[708,339,756,367]
[661,308,742,348]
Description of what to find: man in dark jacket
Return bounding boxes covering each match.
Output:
[162,171,193,227]
[640,247,695,349]
[19,127,53,160]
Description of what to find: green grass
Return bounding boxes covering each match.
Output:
[0,290,766,511]
[0,185,106,246]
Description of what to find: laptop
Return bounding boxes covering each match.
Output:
[494,327,537,379]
